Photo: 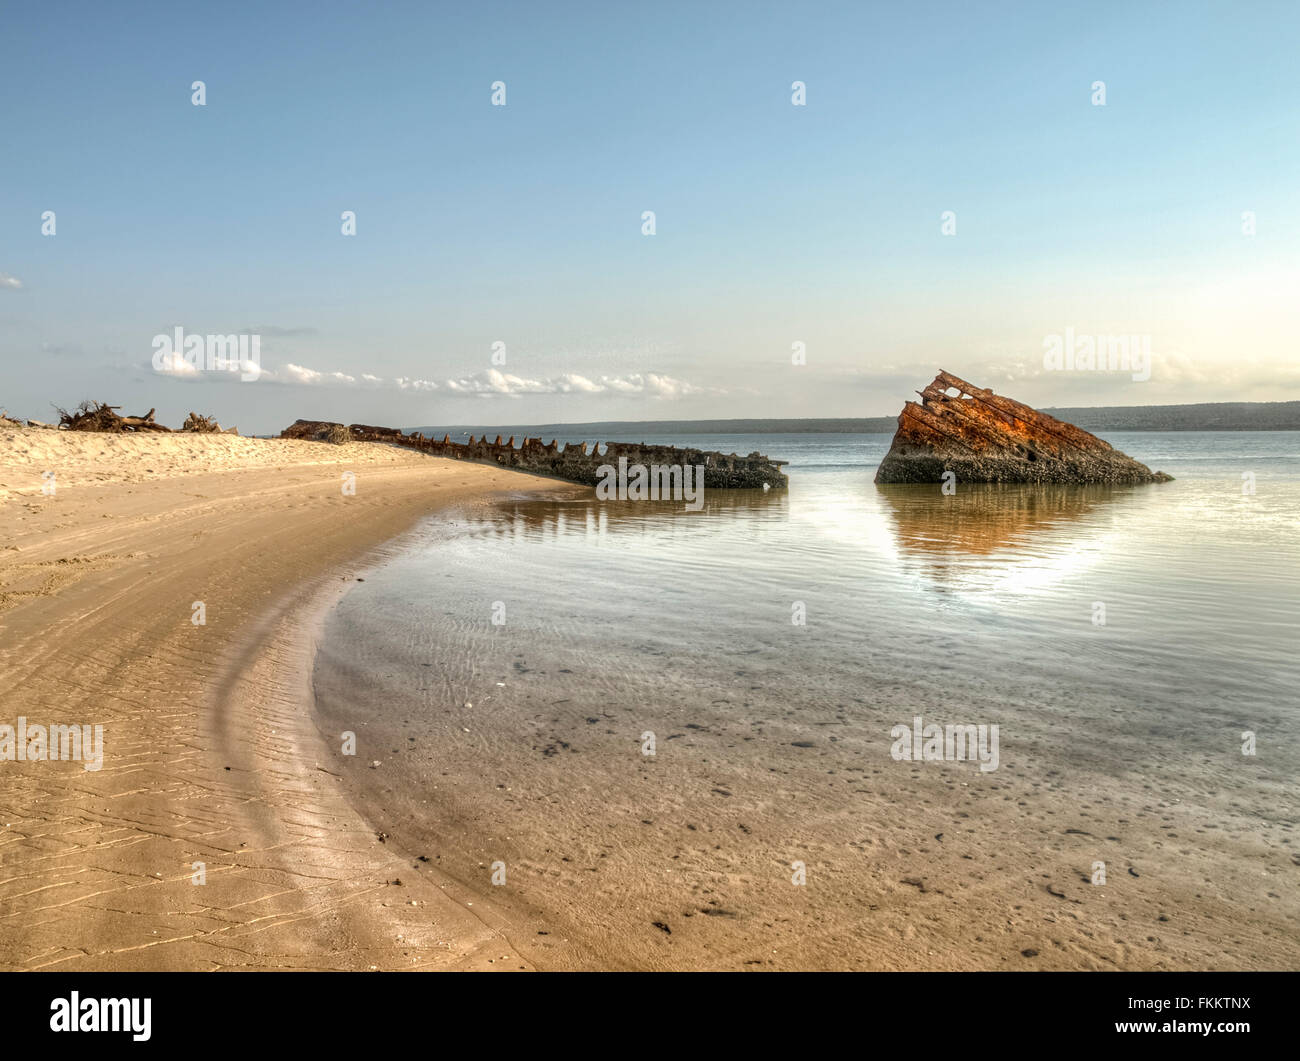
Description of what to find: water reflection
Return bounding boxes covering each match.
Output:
[484,489,790,543]
[875,483,1141,592]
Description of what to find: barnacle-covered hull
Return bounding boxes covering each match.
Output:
[281,421,790,490]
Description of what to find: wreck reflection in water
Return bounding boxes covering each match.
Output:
[875,482,1142,593]
[482,487,790,545]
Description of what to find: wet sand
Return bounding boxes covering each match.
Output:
[0,423,567,970]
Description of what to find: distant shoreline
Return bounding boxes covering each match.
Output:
[410,401,1300,439]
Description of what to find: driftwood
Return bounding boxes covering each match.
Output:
[181,411,219,432]
[48,401,237,435]
[3,409,57,429]
[181,411,237,434]
[55,401,172,433]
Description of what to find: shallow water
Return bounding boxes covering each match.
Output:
[313,432,1300,969]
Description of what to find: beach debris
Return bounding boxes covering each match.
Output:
[875,370,1173,484]
[3,409,58,429]
[181,412,217,432]
[45,401,238,435]
[279,419,353,444]
[56,400,173,433]
[180,411,238,434]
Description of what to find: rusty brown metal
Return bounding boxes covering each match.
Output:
[875,371,1172,484]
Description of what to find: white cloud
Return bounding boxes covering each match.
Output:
[0,274,23,291]
[152,357,708,399]
[153,351,202,377]
[564,374,606,393]
[394,377,440,391]
[281,363,355,385]
[642,373,696,398]
[437,369,701,398]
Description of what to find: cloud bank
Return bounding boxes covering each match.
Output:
[153,359,706,398]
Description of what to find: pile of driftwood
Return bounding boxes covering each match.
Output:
[57,401,169,432]
[180,412,228,433]
[50,401,237,434]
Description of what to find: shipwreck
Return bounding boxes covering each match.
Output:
[874,371,1172,485]
[281,420,790,490]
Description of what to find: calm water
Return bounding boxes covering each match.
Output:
[324,431,1298,734]
[313,431,1299,967]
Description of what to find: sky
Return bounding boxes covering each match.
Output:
[2,0,1298,435]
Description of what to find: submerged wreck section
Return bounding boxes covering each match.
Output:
[874,371,1172,485]
[280,420,789,490]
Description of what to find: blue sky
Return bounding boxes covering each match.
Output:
[2,1,1297,433]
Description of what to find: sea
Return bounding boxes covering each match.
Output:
[311,432,1299,969]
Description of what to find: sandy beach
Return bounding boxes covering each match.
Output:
[3,423,1295,973]
[0,423,568,970]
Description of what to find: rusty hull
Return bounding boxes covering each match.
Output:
[874,371,1172,485]
[280,420,790,490]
